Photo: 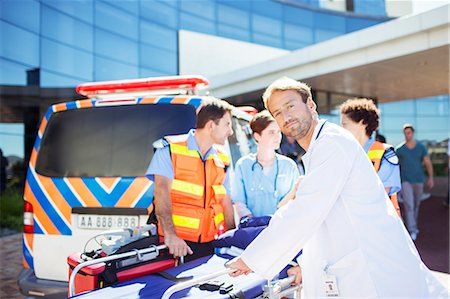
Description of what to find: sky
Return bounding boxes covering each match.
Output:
[0,123,24,158]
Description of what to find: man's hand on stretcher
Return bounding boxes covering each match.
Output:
[226,257,253,276]
[226,258,303,286]
[164,233,193,258]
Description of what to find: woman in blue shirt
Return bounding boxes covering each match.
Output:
[232,110,300,219]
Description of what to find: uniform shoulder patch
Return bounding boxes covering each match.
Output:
[383,147,399,165]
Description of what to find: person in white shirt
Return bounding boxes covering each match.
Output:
[226,77,447,298]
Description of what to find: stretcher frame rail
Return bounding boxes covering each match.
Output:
[68,244,167,297]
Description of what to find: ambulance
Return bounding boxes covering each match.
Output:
[18,75,257,298]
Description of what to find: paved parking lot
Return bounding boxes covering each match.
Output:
[0,233,24,299]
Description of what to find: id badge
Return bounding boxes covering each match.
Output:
[323,274,339,297]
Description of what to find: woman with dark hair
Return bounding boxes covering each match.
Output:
[340,98,401,217]
[232,110,300,219]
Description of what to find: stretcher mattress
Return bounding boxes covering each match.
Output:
[71,254,278,298]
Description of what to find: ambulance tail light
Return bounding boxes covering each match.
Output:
[24,201,34,234]
[76,75,209,96]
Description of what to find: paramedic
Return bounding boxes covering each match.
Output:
[340,98,401,217]
[146,98,235,262]
[232,110,300,219]
[226,77,446,298]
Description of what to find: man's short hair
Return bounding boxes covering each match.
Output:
[262,77,312,109]
[196,98,233,129]
[403,123,415,132]
[250,110,275,135]
[340,98,379,137]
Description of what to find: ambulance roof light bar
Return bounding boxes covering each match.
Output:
[76,75,209,97]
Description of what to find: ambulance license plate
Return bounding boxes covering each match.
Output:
[78,214,139,229]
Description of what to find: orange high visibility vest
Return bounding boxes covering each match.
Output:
[367,141,401,217]
[160,134,230,243]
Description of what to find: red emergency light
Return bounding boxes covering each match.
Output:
[76,75,209,96]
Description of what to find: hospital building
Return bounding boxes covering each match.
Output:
[0,0,449,168]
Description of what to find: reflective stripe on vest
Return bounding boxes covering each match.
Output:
[172,179,204,198]
[172,214,200,230]
[214,212,224,227]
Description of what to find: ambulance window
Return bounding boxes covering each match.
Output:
[228,117,257,166]
[35,104,196,177]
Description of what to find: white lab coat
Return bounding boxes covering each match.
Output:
[240,120,447,298]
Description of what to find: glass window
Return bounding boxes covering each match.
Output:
[140,0,178,29]
[95,56,138,81]
[284,40,309,50]
[140,21,177,52]
[0,59,28,86]
[252,14,281,37]
[0,21,39,67]
[41,38,92,80]
[252,0,282,18]
[284,23,313,43]
[0,0,40,33]
[379,99,415,116]
[41,71,85,88]
[42,6,93,52]
[314,12,345,31]
[218,4,249,29]
[180,0,215,20]
[139,67,170,78]
[218,0,250,10]
[35,104,197,177]
[95,29,138,65]
[354,0,386,17]
[417,116,449,134]
[140,44,177,74]
[228,117,257,167]
[95,1,138,40]
[415,95,449,116]
[346,17,381,33]
[379,116,414,134]
[180,12,216,35]
[42,0,94,24]
[253,33,282,48]
[284,6,313,26]
[218,24,250,42]
[315,29,341,42]
[103,0,138,16]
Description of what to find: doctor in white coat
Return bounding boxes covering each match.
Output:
[227,77,447,298]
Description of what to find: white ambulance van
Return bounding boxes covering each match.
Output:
[18,75,257,298]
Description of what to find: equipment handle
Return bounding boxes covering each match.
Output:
[161,268,235,299]
[68,245,167,297]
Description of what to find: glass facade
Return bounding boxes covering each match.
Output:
[1,0,447,160]
[321,93,449,152]
[1,0,387,88]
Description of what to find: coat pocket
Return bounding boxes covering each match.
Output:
[326,249,378,298]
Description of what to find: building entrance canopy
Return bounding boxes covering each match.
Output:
[209,4,449,104]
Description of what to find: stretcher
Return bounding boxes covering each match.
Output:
[69,250,301,299]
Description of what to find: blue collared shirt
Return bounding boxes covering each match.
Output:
[145,129,230,193]
[364,138,401,195]
[232,153,300,217]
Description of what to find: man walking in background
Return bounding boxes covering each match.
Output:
[396,124,434,241]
